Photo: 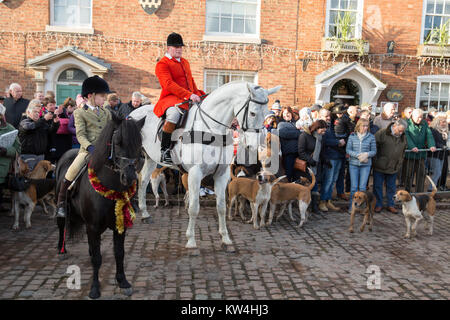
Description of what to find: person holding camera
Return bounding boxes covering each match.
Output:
[18,99,59,170]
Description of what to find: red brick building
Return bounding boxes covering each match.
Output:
[0,0,449,113]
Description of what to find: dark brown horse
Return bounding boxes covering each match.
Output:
[55,115,145,299]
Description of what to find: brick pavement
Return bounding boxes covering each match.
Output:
[0,201,449,300]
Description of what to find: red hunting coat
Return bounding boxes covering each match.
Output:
[153,55,205,118]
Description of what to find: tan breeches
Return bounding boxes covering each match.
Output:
[64,151,89,181]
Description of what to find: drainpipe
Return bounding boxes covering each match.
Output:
[293,0,300,105]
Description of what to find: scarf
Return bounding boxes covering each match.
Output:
[437,125,448,141]
[311,132,322,174]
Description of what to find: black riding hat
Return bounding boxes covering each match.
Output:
[331,104,346,114]
[167,32,185,47]
[81,75,111,98]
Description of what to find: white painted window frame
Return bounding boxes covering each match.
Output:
[203,69,258,93]
[324,0,364,39]
[416,74,450,113]
[204,0,261,43]
[420,0,450,44]
[49,0,93,30]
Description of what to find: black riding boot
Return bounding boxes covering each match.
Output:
[56,179,71,218]
[160,121,176,165]
[310,193,322,214]
[160,131,173,164]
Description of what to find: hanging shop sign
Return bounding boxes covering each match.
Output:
[387,89,404,102]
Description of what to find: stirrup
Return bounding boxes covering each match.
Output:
[56,206,66,218]
[160,149,173,165]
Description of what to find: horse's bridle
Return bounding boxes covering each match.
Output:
[195,94,268,132]
[107,130,139,173]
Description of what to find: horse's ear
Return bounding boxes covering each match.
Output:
[135,117,146,130]
[267,85,282,96]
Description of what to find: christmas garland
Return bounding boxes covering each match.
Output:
[88,165,136,234]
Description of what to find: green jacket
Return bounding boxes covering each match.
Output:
[405,118,435,159]
[373,123,407,174]
[0,123,21,184]
[73,106,112,153]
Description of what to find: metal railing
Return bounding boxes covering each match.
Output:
[400,147,448,194]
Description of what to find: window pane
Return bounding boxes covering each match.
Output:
[436,0,444,14]
[243,75,255,83]
[427,0,435,13]
[206,16,219,32]
[230,75,241,82]
[221,1,232,16]
[54,7,66,24]
[245,19,256,34]
[430,82,440,98]
[348,0,358,10]
[425,15,433,29]
[433,15,442,28]
[80,7,90,24]
[424,29,432,42]
[67,0,77,6]
[421,82,431,97]
[329,25,337,37]
[331,0,339,9]
[233,18,245,33]
[245,3,257,19]
[81,0,91,7]
[330,10,338,25]
[206,1,220,16]
[221,17,231,32]
[441,82,449,97]
[341,0,350,10]
[446,1,450,14]
[232,3,245,19]
[54,0,65,6]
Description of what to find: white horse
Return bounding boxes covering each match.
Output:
[129,81,281,248]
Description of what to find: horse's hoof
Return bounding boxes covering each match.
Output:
[185,240,197,249]
[221,243,235,253]
[11,225,19,231]
[142,217,153,224]
[222,237,233,246]
[89,287,101,299]
[122,287,133,296]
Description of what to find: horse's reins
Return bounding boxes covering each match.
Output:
[195,95,268,132]
[107,129,139,173]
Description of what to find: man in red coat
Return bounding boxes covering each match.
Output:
[155,32,205,164]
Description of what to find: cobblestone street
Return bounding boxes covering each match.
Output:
[0,201,449,300]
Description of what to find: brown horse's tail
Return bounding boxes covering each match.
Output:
[426,175,437,198]
[307,167,316,191]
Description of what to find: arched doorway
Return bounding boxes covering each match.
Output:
[330,79,361,106]
[56,68,88,105]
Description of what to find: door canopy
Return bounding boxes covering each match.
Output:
[315,62,386,108]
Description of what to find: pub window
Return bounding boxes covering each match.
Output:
[51,0,92,27]
[325,0,364,39]
[416,76,450,113]
[422,0,450,43]
[204,69,257,93]
[205,0,260,36]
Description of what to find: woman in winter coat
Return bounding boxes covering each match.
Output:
[346,118,377,212]
[18,99,59,170]
[428,113,448,190]
[278,106,300,181]
[297,120,327,213]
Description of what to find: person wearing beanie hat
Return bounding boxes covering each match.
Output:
[270,100,281,117]
[154,32,205,164]
[263,113,277,134]
[0,102,21,207]
[55,76,112,218]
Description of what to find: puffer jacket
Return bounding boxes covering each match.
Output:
[278,120,300,155]
[346,132,377,167]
